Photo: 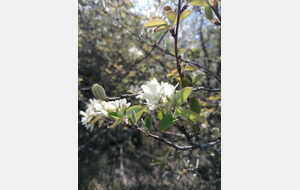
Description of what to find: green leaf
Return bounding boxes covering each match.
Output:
[184,66,197,71]
[176,109,205,123]
[128,114,134,125]
[127,106,144,120]
[174,10,193,25]
[174,87,193,107]
[154,25,171,33]
[108,112,122,118]
[166,68,178,78]
[159,163,165,172]
[158,115,178,131]
[131,110,137,124]
[193,70,205,84]
[109,117,123,128]
[204,6,214,21]
[145,117,151,131]
[189,0,209,6]
[184,73,194,85]
[192,124,198,134]
[179,78,192,88]
[150,159,163,166]
[206,93,221,101]
[144,19,168,28]
[166,10,176,23]
[189,97,201,114]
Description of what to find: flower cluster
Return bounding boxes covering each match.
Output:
[80,98,130,131]
[137,78,178,110]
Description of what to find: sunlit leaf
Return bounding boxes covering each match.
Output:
[166,68,178,77]
[144,19,168,28]
[166,10,176,23]
[176,109,205,123]
[174,87,193,107]
[189,0,209,6]
[126,106,144,120]
[154,25,171,33]
[174,10,193,25]
[206,93,221,101]
[184,66,197,71]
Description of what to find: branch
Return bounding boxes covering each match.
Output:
[127,124,220,151]
[193,87,221,92]
[101,9,221,83]
[174,0,183,81]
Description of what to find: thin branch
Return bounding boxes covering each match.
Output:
[174,0,183,81]
[193,86,221,92]
[101,9,221,83]
[127,124,220,151]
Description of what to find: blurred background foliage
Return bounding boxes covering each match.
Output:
[78,0,221,189]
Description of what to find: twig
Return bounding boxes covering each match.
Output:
[174,0,183,81]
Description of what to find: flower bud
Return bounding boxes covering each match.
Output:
[92,84,106,100]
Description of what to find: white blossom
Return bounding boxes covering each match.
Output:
[80,98,131,131]
[137,78,178,110]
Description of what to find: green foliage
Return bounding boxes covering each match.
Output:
[174,87,193,107]
[158,115,178,131]
[176,109,205,123]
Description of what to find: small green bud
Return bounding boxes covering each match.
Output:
[92,84,106,100]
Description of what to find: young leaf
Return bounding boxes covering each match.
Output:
[158,115,178,131]
[127,106,144,120]
[154,25,171,33]
[193,70,206,84]
[131,110,137,124]
[189,0,209,6]
[206,93,221,101]
[173,10,193,25]
[108,112,122,118]
[176,109,205,123]
[109,117,123,128]
[166,10,176,23]
[204,6,214,21]
[144,19,168,28]
[166,68,178,78]
[128,114,134,125]
[189,97,201,114]
[145,117,151,131]
[174,87,193,107]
